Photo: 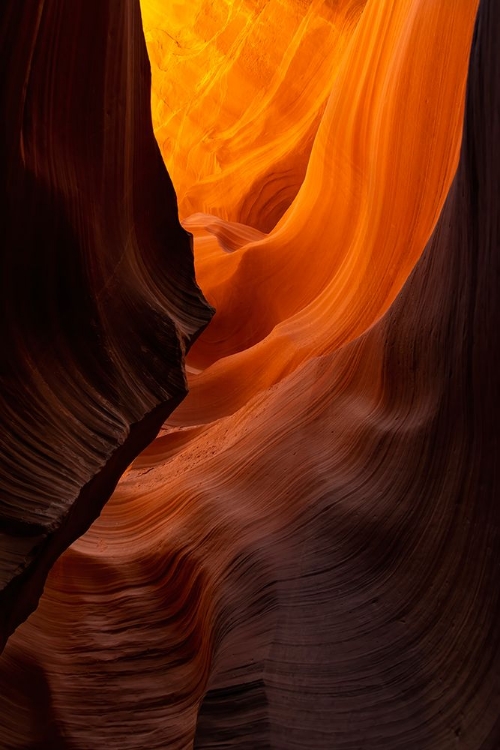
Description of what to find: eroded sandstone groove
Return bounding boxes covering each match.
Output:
[0,1,213,650]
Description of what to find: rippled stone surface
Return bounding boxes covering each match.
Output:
[142,0,367,230]
[1,0,498,748]
[0,1,213,650]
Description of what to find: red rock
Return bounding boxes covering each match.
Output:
[0,0,213,650]
[0,0,498,748]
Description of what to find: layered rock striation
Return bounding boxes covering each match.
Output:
[0,1,213,651]
[0,0,498,748]
[142,0,368,230]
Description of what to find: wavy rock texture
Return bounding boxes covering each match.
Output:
[166,0,479,430]
[0,1,213,651]
[142,0,367,230]
[1,0,499,749]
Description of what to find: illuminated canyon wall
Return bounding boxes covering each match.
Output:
[0,0,499,748]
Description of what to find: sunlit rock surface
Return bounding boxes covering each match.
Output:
[1,0,499,748]
[150,0,479,453]
[142,0,367,230]
[0,1,213,651]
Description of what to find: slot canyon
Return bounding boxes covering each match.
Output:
[0,0,498,747]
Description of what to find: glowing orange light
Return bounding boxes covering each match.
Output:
[140,0,478,426]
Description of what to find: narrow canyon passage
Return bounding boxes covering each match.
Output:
[0,1,498,749]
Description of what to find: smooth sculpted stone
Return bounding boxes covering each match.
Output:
[0,0,498,749]
[0,1,213,651]
[142,0,368,230]
[171,0,479,423]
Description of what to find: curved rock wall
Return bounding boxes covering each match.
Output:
[0,1,213,650]
[168,0,479,424]
[0,0,498,748]
[142,0,367,230]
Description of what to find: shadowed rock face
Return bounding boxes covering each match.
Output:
[0,0,499,748]
[0,1,213,650]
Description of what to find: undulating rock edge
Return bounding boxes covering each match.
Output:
[0,1,213,650]
[192,0,500,743]
[0,0,498,747]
